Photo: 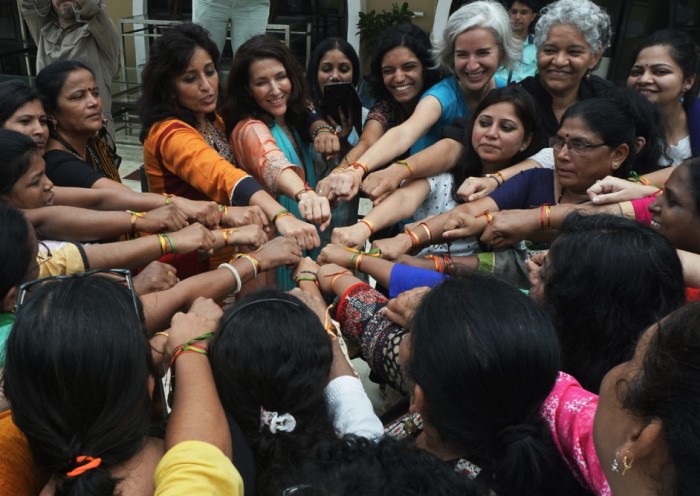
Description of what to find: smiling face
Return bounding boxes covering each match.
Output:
[248,57,292,123]
[627,45,695,112]
[648,164,700,252]
[174,46,219,126]
[538,24,601,97]
[6,151,55,209]
[53,68,103,137]
[553,116,628,194]
[3,100,49,154]
[453,28,501,95]
[471,101,530,170]
[317,48,353,95]
[381,46,425,106]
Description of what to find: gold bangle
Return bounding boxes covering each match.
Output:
[418,222,432,243]
[271,209,292,224]
[394,160,413,177]
[359,218,376,234]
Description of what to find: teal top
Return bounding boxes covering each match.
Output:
[0,312,15,368]
[495,34,537,84]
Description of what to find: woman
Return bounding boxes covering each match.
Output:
[209,289,382,495]
[530,213,685,393]
[318,0,518,202]
[374,95,639,274]
[331,85,544,256]
[223,34,333,287]
[0,80,48,154]
[544,301,700,496]
[140,23,320,255]
[2,274,239,495]
[309,265,589,495]
[305,37,367,237]
[37,60,124,189]
[628,29,699,166]
[454,0,614,201]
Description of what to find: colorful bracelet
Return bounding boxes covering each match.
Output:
[158,234,168,255]
[539,204,552,230]
[271,209,293,224]
[404,228,420,248]
[126,210,145,234]
[394,160,413,178]
[418,222,432,243]
[294,185,314,202]
[312,124,335,139]
[222,228,238,245]
[325,270,352,293]
[218,204,228,220]
[348,162,369,176]
[359,218,376,234]
[475,210,493,223]
[162,193,175,205]
[163,233,176,254]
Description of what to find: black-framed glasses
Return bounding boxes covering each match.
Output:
[17,269,139,316]
[549,136,609,154]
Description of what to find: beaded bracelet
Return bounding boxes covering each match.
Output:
[312,123,335,139]
[126,210,145,234]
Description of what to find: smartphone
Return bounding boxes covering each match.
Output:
[323,82,362,136]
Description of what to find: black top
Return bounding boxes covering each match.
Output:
[44,149,104,188]
[519,74,615,138]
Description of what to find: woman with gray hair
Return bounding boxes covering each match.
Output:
[318,0,519,202]
[520,0,614,138]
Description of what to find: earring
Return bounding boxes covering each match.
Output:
[621,456,633,477]
[610,457,620,473]
[585,69,592,81]
[48,115,58,127]
[612,161,619,169]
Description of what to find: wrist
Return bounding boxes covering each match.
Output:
[295,188,317,202]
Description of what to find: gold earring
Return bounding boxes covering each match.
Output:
[621,456,633,477]
[612,161,619,169]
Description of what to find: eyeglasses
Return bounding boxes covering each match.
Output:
[17,269,139,316]
[549,136,609,155]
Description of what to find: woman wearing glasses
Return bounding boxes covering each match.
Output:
[369,94,642,286]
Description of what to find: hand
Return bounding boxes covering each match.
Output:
[525,251,548,304]
[169,197,220,228]
[168,222,217,255]
[381,286,430,330]
[330,223,370,250]
[456,176,499,203]
[442,209,485,239]
[371,233,413,261]
[166,297,223,355]
[254,236,303,271]
[133,261,178,295]
[225,224,268,251]
[587,176,659,204]
[222,205,269,231]
[298,191,332,232]
[317,244,354,269]
[361,164,406,205]
[328,111,352,142]
[480,209,539,248]
[314,128,341,159]
[275,214,321,251]
[290,256,321,282]
[138,205,189,233]
[288,288,327,323]
[316,170,361,203]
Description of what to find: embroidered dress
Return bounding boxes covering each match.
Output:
[232,118,319,290]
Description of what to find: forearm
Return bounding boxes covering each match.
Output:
[343,121,385,164]
[363,181,428,232]
[25,206,132,241]
[548,202,622,231]
[142,259,256,333]
[82,234,170,269]
[495,159,542,182]
[56,186,168,211]
[166,353,231,455]
[355,255,394,288]
[679,250,700,288]
[356,126,418,172]
[640,168,673,187]
[276,167,309,199]
[401,138,464,178]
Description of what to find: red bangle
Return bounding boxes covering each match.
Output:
[475,210,493,223]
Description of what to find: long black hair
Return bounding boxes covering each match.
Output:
[3,275,153,496]
[306,37,360,111]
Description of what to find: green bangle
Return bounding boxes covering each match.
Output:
[184,332,214,347]
[163,233,176,255]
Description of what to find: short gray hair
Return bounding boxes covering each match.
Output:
[534,0,612,56]
[432,0,521,75]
